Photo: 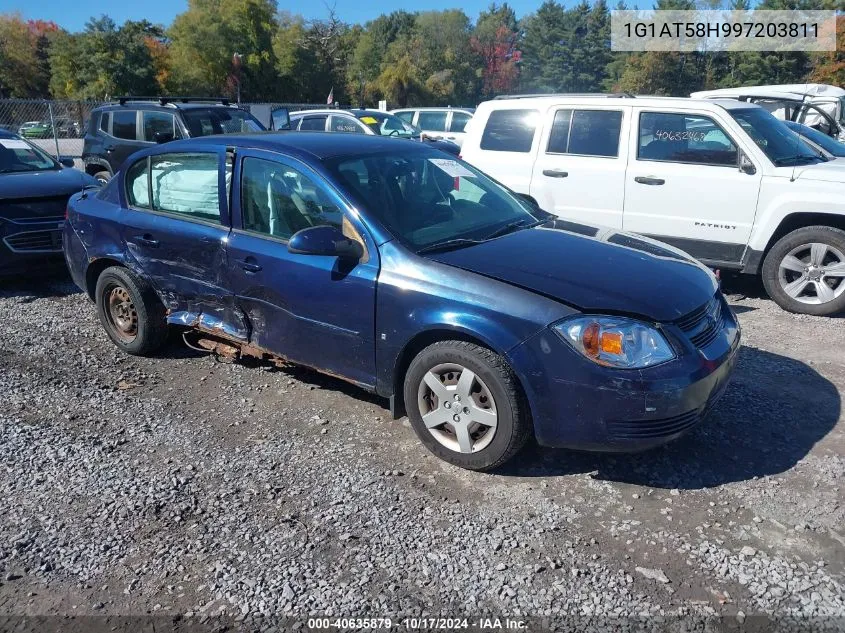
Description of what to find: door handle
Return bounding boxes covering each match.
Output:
[543,169,569,178]
[236,258,262,273]
[132,234,159,248]
[634,176,665,185]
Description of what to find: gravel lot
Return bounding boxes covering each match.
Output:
[0,271,843,629]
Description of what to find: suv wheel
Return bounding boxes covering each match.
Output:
[762,225,845,316]
[95,266,168,355]
[93,170,111,185]
[403,341,531,471]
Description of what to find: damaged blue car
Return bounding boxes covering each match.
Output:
[64,133,739,471]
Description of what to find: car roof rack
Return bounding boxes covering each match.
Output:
[493,92,636,100]
[113,96,232,106]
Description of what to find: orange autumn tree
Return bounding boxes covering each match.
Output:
[810,14,845,86]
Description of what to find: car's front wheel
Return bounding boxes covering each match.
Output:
[762,226,845,316]
[403,341,531,471]
[95,266,168,355]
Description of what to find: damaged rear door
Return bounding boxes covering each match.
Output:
[119,148,244,337]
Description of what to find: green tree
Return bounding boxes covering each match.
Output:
[168,0,279,100]
[49,16,163,99]
[0,14,53,97]
[520,1,569,92]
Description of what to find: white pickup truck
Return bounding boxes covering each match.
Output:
[460,94,845,316]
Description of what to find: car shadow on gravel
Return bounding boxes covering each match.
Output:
[0,267,81,299]
[504,345,841,490]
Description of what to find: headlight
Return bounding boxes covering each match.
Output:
[553,316,675,369]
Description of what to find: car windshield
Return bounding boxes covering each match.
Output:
[730,108,824,166]
[0,136,59,173]
[181,108,265,137]
[325,151,540,251]
[786,121,845,157]
[356,112,419,138]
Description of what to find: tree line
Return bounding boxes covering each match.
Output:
[0,0,843,108]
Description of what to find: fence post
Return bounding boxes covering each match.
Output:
[47,101,60,159]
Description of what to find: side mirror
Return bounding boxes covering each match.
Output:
[154,131,174,144]
[739,153,756,175]
[288,225,363,260]
[58,156,75,168]
[271,107,291,131]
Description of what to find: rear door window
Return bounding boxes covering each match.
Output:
[449,112,472,133]
[417,111,448,132]
[480,109,539,153]
[299,116,328,131]
[547,109,623,157]
[111,110,138,140]
[149,153,221,224]
[329,115,365,133]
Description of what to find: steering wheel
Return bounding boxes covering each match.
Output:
[389,129,400,137]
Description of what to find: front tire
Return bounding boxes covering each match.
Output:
[403,341,531,471]
[95,266,168,355]
[762,226,845,316]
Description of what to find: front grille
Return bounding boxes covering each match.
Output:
[607,409,701,440]
[4,229,62,253]
[675,294,723,350]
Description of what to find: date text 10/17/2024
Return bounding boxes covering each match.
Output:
[306,617,528,630]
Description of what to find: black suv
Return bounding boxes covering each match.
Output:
[82,97,270,183]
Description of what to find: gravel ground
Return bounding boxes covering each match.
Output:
[0,271,843,630]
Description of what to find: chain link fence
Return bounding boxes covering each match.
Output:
[0,99,341,168]
[0,99,102,162]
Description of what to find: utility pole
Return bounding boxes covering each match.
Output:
[232,52,243,103]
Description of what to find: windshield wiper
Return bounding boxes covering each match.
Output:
[484,218,548,241]
[416,238,485,254]
[773,154,821,166]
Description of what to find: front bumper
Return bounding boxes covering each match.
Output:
[0,216,66,277]
[508,296,741,452]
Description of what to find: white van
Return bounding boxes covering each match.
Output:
[692,84,845,141]
[390,107,474,147]
[461,94,845,316]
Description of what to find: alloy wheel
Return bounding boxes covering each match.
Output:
[417,363,498,454]
[778,242,845,305]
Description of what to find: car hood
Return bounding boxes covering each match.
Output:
[792,160,845,182]
[0,168,97,201]
[425,219,718,323]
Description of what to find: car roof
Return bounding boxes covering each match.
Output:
[150,131,439,160]
[478,94,761,112]
[0,128,17,139]
[692,84,845,100]
[290,109,394,117]
[94,101,241,112]
[391,107,475,112]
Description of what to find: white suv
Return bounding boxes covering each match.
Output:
[461,94,845,316]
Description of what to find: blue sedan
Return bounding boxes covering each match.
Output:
[63,133,740,470]
[0,129,99,276]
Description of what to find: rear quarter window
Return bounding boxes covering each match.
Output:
[480,109,539,153]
